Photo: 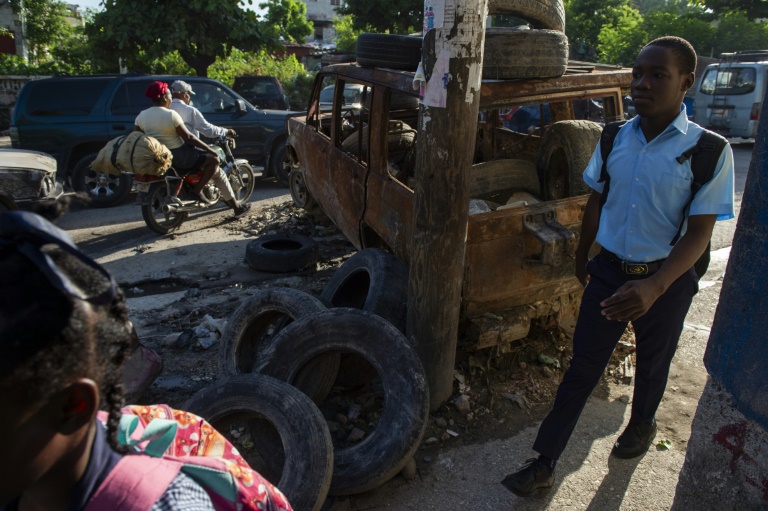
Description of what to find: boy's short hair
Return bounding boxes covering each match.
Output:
[643,36,697,75]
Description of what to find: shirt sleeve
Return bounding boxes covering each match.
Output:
[688,142,735,221]
[150,472,215,511]
[190,107,227,139]
[581,145,604,193]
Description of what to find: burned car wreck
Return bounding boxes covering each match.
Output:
[0,149,64,211]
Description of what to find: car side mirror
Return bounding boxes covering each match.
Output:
[236,99,247,114]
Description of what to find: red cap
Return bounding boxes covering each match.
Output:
[145,81,169,100]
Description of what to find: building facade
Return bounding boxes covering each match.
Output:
[302,0,343,45]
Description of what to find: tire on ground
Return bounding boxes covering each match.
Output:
[484,28,568,80]
[182,374,333,511]
[469,159,541,199]
[218,287,330,376]
[488,0,565,31]
[537,120,602,199]
[71,153,132,207]
[356,33,422,71]
[246,233,319,273]
[252,308,430,496]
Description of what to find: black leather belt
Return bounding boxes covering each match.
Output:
[601,249,665,275]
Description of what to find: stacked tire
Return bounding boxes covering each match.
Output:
[356,0,568,80]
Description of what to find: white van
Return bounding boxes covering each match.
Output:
[693,51,768,139]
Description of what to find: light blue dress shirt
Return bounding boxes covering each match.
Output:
[170,98,228,140]
[582,106,735,262]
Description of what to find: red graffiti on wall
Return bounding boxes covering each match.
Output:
[713,421,767,501]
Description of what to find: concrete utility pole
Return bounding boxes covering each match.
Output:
[407,0,489,409]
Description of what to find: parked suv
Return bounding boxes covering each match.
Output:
[232,76,291,110]
[286,61,631,347]
[11,74,293,207]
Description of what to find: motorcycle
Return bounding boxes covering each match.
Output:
[136,137,255,234]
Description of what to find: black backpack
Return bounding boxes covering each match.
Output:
[597,120,728,278]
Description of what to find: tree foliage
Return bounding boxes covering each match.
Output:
[711,10,768,55]
[12,0,73,64]
[566,0,635,61]
[596,5,645,65]
[86,0,309,77]
[693,0,768,20]
[337,0,421,34]
[334,15,364,53]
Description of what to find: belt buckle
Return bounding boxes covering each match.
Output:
[622,262,648,275]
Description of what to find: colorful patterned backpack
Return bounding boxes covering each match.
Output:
[89,404,292,511]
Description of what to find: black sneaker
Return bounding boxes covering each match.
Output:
[501,458,554,497]
[232,202,252,219]
[612,419,657,459]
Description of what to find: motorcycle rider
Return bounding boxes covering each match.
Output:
[135,81,251,218]
[169,80,237,140]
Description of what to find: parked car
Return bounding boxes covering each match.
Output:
[11,74,294,207]
[319,83,366,110]
[0,148,64,211]
[286,60,631,348]
[692,50,768,139]
[232,76,291,110]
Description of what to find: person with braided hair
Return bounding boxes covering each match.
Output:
[0,211,215,510]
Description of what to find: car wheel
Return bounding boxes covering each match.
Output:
[288,168,317,210]
[537,120,602,199]
[489,0,565,31]
[183,374,334,511]
[245,233,319,273]
[271,140,290,186]
[356,33,422,72]
[252,308,430,496]
[71,153,132,207]
[484,28,568,79]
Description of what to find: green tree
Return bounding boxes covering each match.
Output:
[712,10,768,54]
[597,4,646,65]
[12,0,73,64]
[693,0,768,20]
[259,0,313,44]
[337,0,422,34]
[640,11,715,56]
[87,0,307,77]
[334,15,364,53]
[566,0,635,61]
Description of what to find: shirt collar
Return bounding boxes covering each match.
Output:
[629,103,690,136]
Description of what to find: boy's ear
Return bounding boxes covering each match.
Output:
[55,379,99,435]
[682,72,695,92]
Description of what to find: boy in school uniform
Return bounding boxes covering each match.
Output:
[502,36,735,497]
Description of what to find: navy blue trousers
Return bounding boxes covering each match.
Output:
[532,251,699,460]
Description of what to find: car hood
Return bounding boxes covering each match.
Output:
[0,149,57,175]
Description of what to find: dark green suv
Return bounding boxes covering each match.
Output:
[11,74,294,207]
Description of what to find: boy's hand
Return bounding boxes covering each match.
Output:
[600,278,666,321]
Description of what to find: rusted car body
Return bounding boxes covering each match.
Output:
[287,62,631,348]
[0,149,64,210]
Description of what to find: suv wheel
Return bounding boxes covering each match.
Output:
[71,153,132,207]
[271,140,290,186]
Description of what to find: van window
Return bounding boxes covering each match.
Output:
[700,67,757,95]
[26,79,111,116]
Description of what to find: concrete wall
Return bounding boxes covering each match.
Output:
[673,93,768,509]
[0,75,46,131]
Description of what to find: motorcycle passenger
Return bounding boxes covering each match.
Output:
[135,81,251,218]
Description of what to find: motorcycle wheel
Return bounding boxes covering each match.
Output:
[141,182,189,235]
[230,162,256,204]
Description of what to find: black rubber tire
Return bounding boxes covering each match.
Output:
[230,162,255,204]
[252,308,430,496]
[320,248,408,333]
[469,159,541,199]
[182,374,334,511]
[484,28,568,79]
[141,182,189,235]
[271,140,290,186]
[71,153,132,207]
[489,0,565,31]
[288,168,317,211]
[245,233,319,273]
[537,120,602,199]
[356,33,422,71]
[218,287,329,376]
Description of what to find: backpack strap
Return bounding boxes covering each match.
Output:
[597,120,628,209]
[110,136,127,169]
[669,130,728,245]
[84,455,182,511]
